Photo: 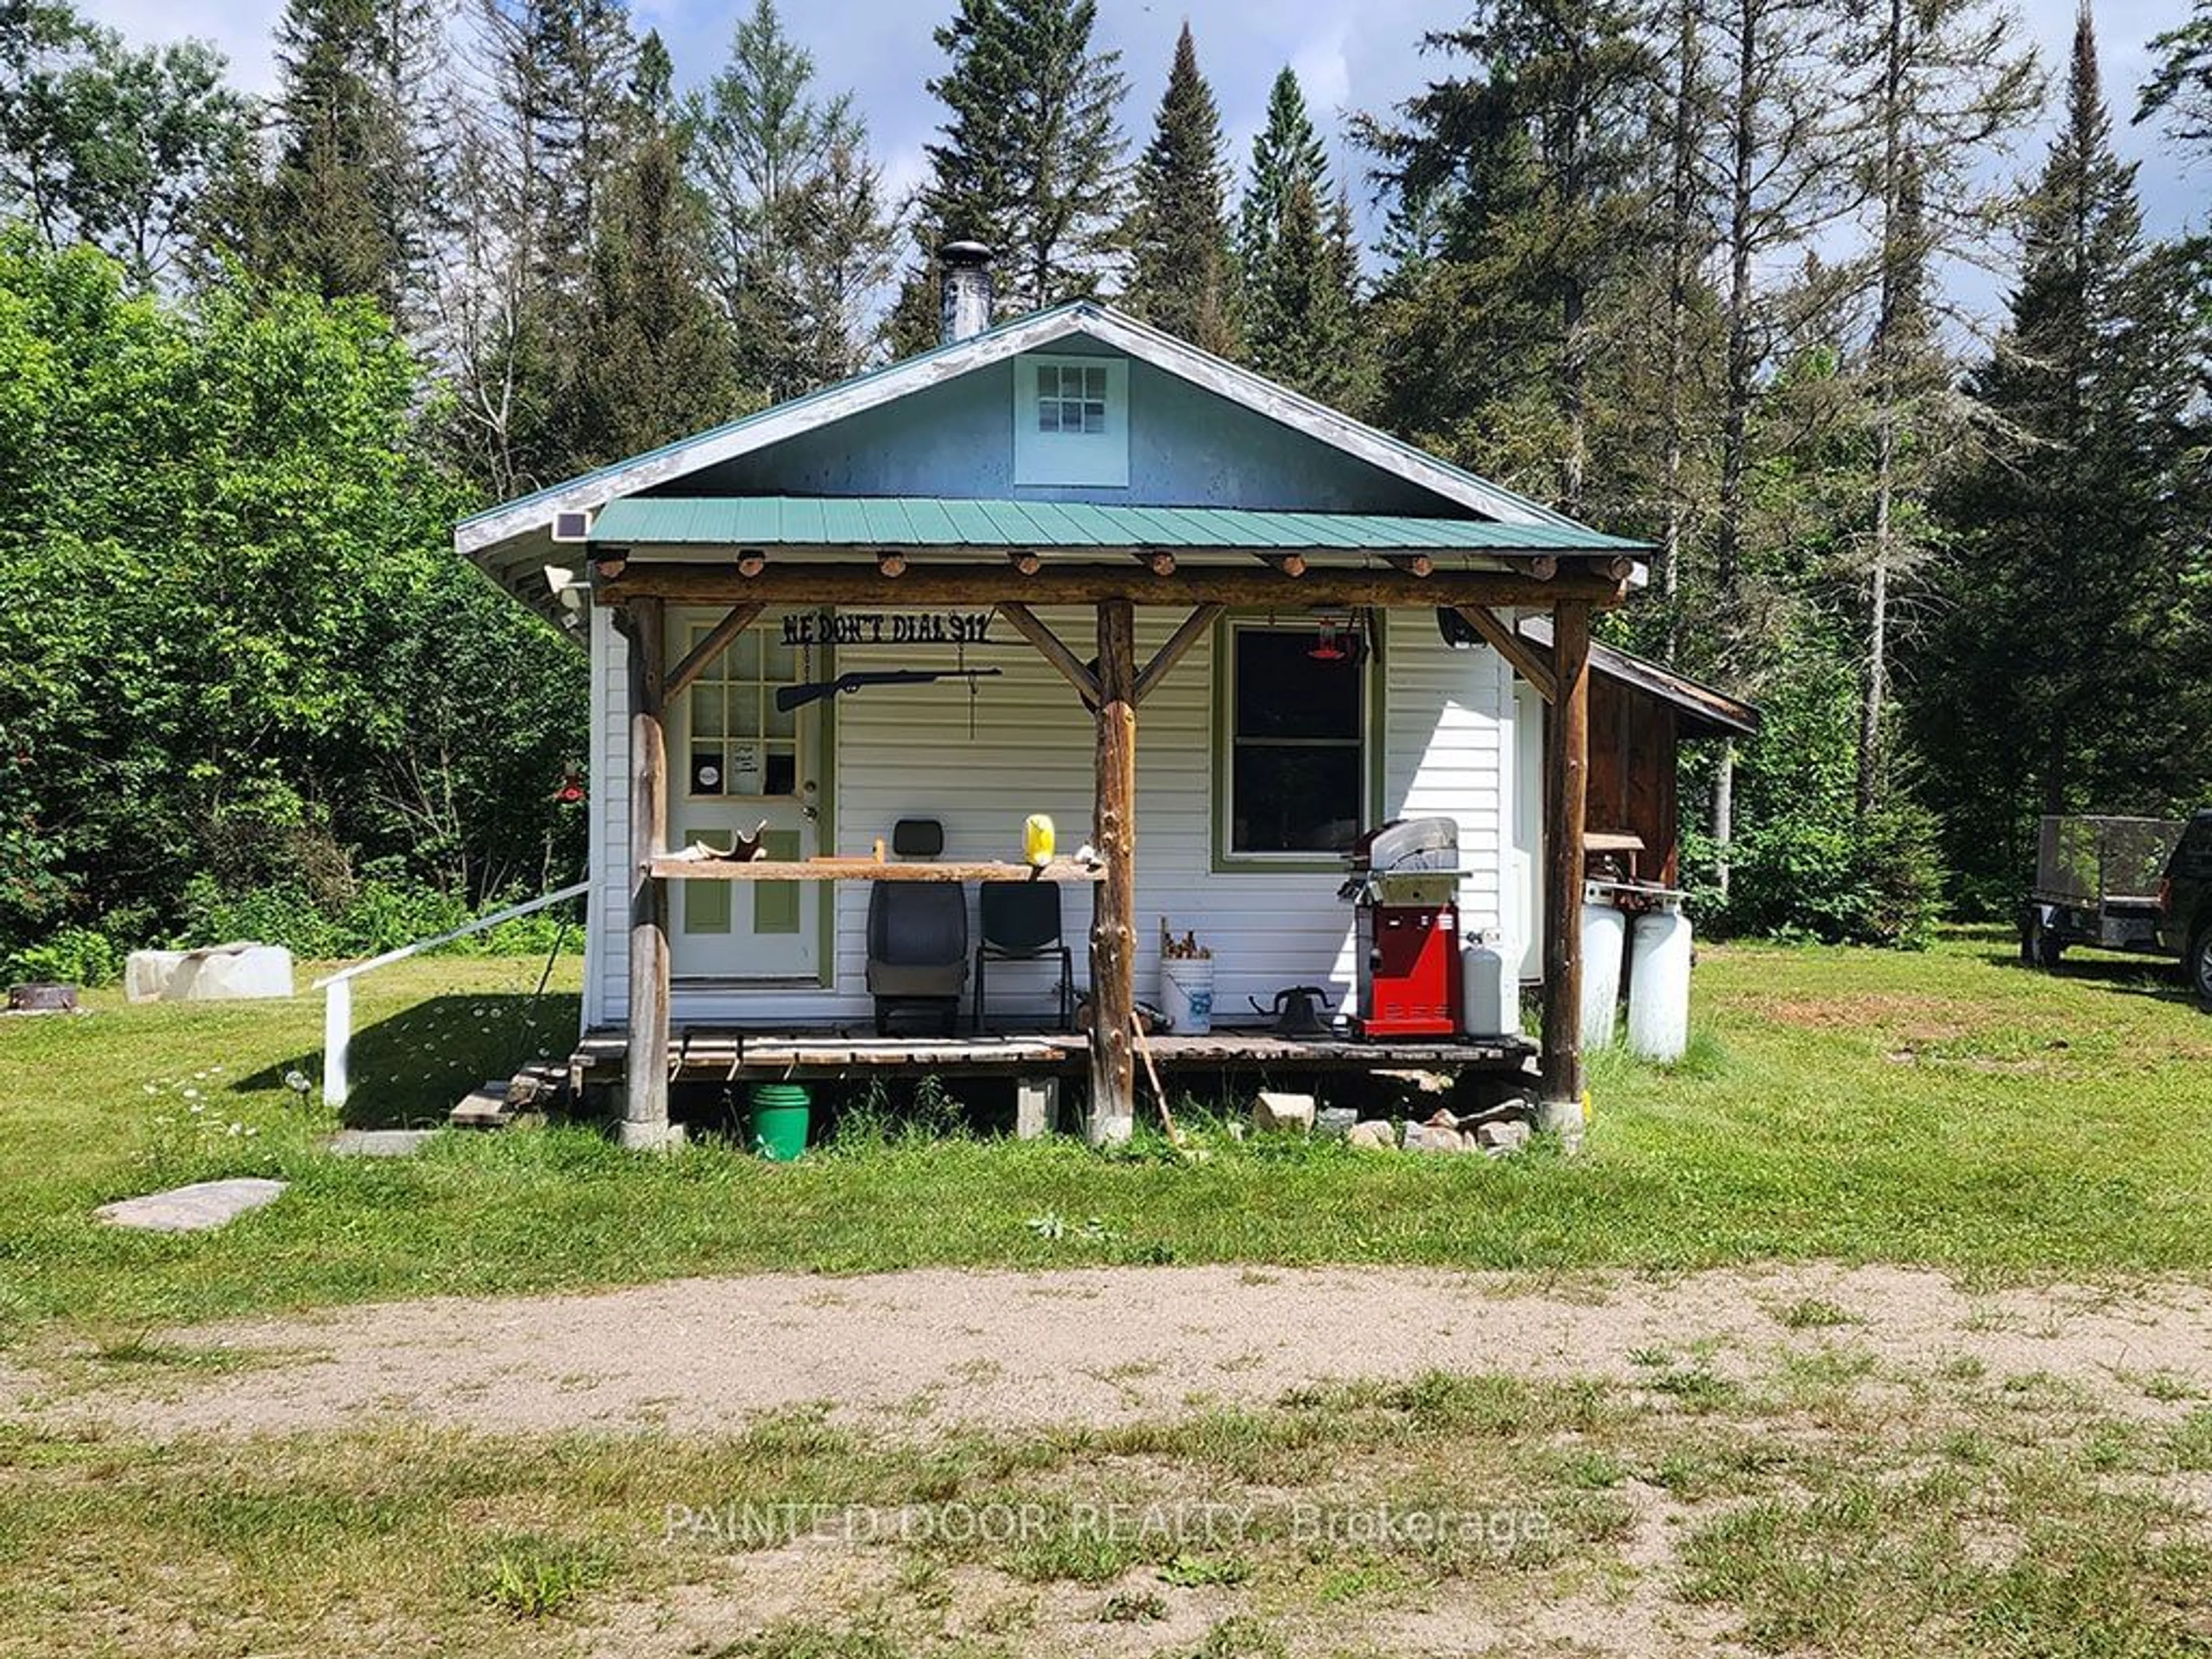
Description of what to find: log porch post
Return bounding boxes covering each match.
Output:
[1539,599,1592,1145]
[1089,597,1139,1143]
[616,596,675,1148]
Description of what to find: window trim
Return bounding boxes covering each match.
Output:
[1210,612,1385,874]
[1012,353,1131,487]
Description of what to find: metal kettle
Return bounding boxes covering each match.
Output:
[1252,985,1334,1038]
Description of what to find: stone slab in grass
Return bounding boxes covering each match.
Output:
[96,1178,287,1233]
[324,1130,437,1158]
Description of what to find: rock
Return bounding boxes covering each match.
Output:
[1346,1120,1396,1152]
[96,1178,286,1233]
[324,1130,437,1158]
[1403,1118,1472,1154]
[1475,1119,1532,1155]
[1252,1090,1316,1134]
[1314,1107,1357,1139]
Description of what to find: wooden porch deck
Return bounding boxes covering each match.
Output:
[573,1025,1536,1087]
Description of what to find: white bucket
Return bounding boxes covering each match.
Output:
[1627,909,1692,1062]
[1160,956,1215,1034]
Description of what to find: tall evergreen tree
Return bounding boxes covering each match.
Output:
[894,0,1127,351]
[1126,22,1234,355]
[1920,3,2209,896]
[444,0,639,491]
[1841,0,2037,815]
[576,31,740,462]
[692,0,896,399]
[1238,66,1326,287]
[263,0,441,321]
[1358,2,1653,512]
[1237,67,1363,404]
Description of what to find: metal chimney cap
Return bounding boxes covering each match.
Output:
[940,240,996,268]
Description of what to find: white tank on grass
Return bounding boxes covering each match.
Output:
[1627,909,1693,1062]
[1580,902,1626,1049]
[1462,933,1518,1039]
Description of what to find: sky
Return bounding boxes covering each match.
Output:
[78,0,2206,322]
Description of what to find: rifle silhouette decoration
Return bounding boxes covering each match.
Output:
[774,667,1003,713]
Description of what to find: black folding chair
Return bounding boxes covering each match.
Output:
[972,882,1074,1033]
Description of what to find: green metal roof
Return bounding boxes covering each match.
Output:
[588,496,1648,555]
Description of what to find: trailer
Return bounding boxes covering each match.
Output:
[2020,815,2187,968]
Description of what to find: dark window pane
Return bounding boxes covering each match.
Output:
[764,752,796,796]
[1234,628,1361,739]
[1232,745,1361,853]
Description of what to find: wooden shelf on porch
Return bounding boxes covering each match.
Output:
[648,855,1104,883]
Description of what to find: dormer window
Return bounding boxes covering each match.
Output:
[1037,363,1107,434]
[1014,353,1129,487]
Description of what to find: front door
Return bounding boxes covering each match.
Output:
[668,608,825,981]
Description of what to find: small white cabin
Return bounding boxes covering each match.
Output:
[457,275,1690,1145]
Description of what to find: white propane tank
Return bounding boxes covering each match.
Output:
[1463,933,1518,1039]
[1580,902,1627,1049]
[1627,908,1693,1062]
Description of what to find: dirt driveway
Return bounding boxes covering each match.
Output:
[21,1260,2212,1438]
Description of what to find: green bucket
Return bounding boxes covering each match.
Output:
[747,1083,810,1162]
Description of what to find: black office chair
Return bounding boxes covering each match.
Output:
[866,819,968,1036]
[972,881,1074,1033]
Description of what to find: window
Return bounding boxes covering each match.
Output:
[1013,353,1129,486]
[685,624,800,798]
[1225,625,1367,857]
[1036,363,1108,434]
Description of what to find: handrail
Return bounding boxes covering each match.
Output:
[312,880,591,988]
[318,880,590,1108]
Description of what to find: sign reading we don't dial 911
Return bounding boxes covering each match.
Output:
[779,610,994,647]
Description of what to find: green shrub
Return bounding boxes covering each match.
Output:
[2,925,122,987]
[164,872,582,962]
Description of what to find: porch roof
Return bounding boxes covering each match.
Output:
[587,495,1649,557]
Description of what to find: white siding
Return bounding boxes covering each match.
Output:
[585,608,1518,1029]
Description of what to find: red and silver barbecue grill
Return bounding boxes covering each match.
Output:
[1340,817,1462,1039]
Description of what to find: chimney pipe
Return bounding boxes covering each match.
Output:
[940,241,995,344]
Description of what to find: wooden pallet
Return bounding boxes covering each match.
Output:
[450,1058,570,1127]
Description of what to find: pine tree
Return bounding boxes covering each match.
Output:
[575,30,741,462]
[444,0,640,490]
[1236,67,1363,405]
[1238,66,1326,290]
[692,0,896,399]
[895,0,1127,350]
[1843,0,2039,815]
[1126,22,1234,355]
[1922,3,2206,892]
[1358,2,1653,512]
[531,0,637,296]
[264,0,441,321]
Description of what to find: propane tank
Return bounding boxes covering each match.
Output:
[1463,932,1518,1039]
[1627,908,1693,1062]
[1580,901,1627,1049]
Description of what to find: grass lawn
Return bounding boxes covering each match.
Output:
[1,927,2207,1351]
[5,930,2212,1656]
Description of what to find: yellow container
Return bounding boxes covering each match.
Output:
[1022,814,1056,866]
